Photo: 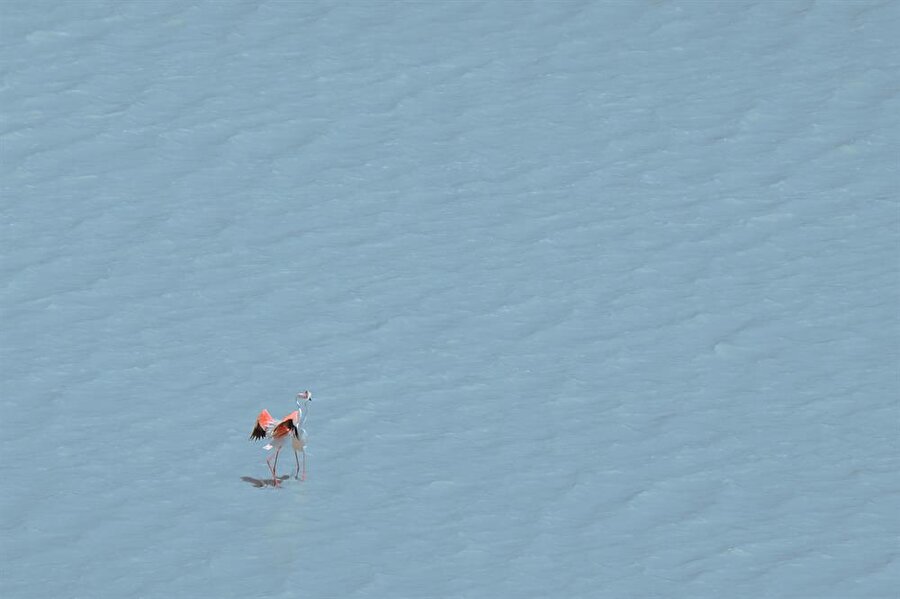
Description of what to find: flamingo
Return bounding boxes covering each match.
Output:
[250,390,312,485]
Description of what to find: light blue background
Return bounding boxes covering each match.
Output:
[2,2,897,597]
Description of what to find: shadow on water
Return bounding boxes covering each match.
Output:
[241,475,291,488]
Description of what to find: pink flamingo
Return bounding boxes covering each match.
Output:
[250,390,312,484]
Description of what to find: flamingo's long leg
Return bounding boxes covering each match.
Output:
[293,450,301,480]
[271,448,281,485]
[266,454,275,482]
[266,448,282,486]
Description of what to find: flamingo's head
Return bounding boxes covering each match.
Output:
[297,390,313,402]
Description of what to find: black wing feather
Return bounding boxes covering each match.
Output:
[250,423,267,441]
[284,419,299,439]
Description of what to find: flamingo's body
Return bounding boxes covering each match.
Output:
[250,391,312,485]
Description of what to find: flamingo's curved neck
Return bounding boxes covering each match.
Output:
[297,398,311,427]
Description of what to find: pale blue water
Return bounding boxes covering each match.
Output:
[2,1,898,597]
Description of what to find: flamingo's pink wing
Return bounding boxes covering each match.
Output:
[250,409,275,440]
[272,411,299,439]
